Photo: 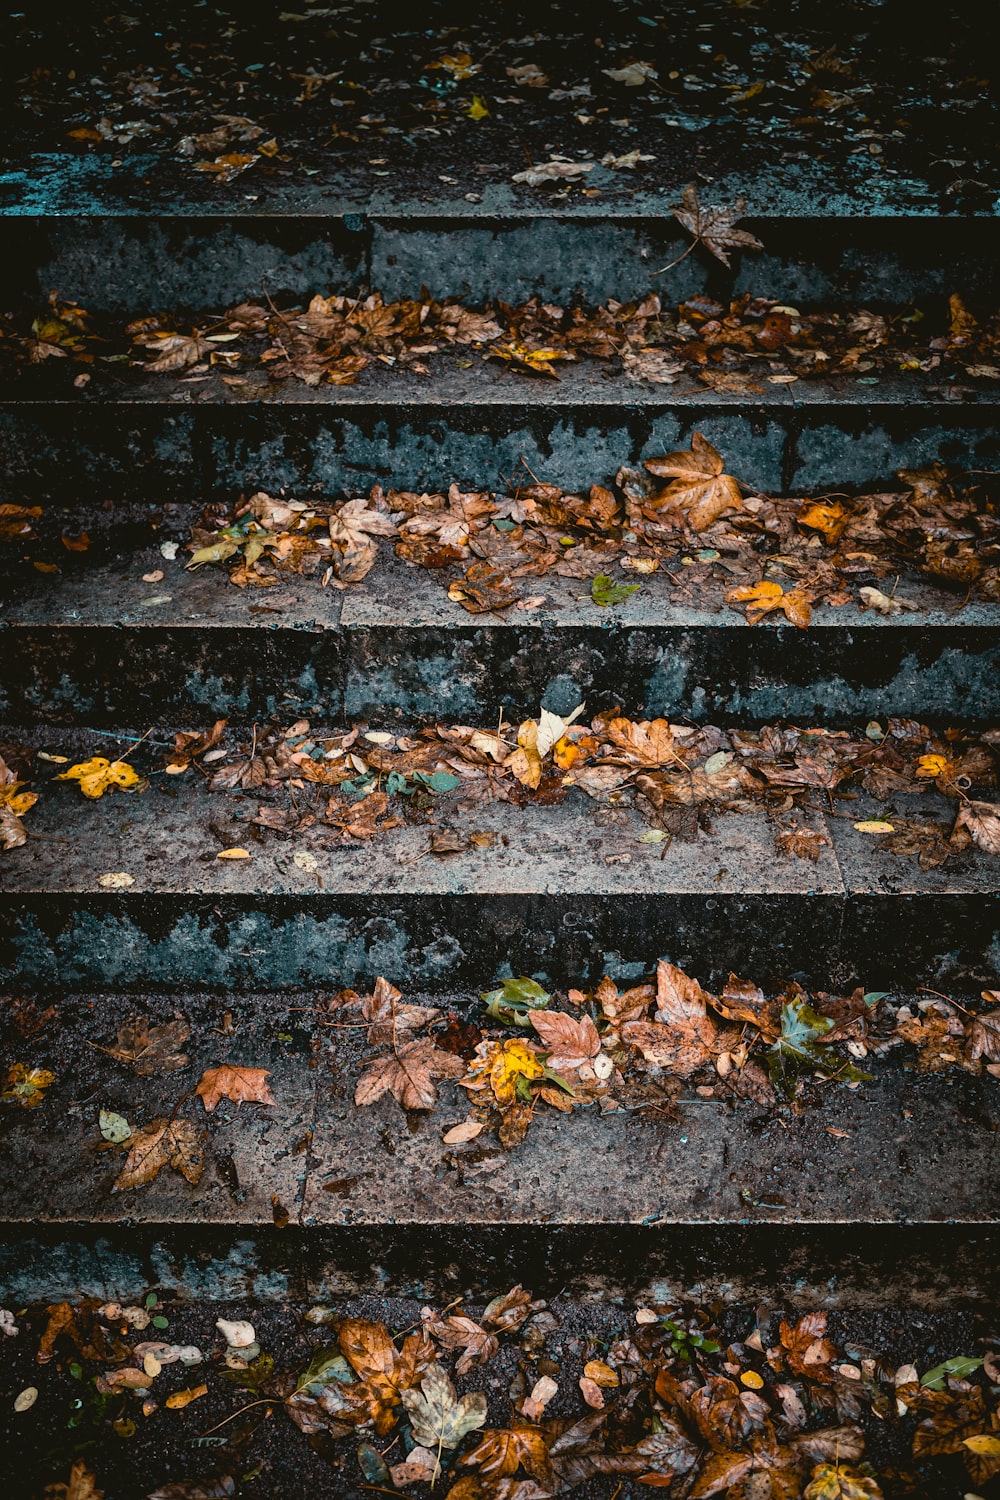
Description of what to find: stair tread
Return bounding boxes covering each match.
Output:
[2,992,997,1232]
[9,549,1000,632]
[2,755,997,900]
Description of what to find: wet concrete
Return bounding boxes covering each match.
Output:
[5,550,1000,726]
[1,989,997,1306]
[0,766,997,992]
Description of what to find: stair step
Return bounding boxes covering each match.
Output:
[1,990,997,1305]
[4,385,999,513]
[4,0,997,231]
[6,556,1000,726]
[2,757,997,991]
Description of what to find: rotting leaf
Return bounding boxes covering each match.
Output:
[106,1016,190,1075]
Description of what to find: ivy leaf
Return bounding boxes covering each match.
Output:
[592,573,640,607]
[481,977,551,1027]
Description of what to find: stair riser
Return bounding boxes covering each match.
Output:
[1,1224,996,1308]
[3,893,997,993]
[6,623,1000,727]
[3,403,999,506]
[6,214,1000,311]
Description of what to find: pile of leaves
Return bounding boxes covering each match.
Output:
[172,441,1000,616]
[8,708,1000,872]
[5,284,1000,394]
[338,965,1000,1152]
[6,1289,1000,1498]
[5,964,998,1169]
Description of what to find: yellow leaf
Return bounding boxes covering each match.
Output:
[964,1433,1000,1455]
[57,757,141,799]
[507,720,542,789]
[797,499,849,542]
[467,95,490,120]
[552,734,582,770]
[2,1063,55,1108]
[216,847,251,860]
[854,820,895,834]
[740,1370,765,1389]
[165,1383,208,1409]
[489,1039,544,1107]
[916,754,949,779]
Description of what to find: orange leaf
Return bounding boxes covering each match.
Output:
[643,431,743,530]
[195,1065,276,1113]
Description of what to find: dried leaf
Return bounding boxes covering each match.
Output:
[113,1119,204,1192]
[355,1038,465,1111]
[107,1016,190,1075]
[195,1065,276,1113]
[645,432,744,530]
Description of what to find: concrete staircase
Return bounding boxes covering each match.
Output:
[1,1,999,1328]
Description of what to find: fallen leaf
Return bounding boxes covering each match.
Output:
[355,1038,465,1111]
[645,432,744,530]
[57,757,141,798]
[216,846,251,860]
[423,1311,499,1375]
[43,1461,103,1500]
[667,183,764,268]
[97,872,135,888]
[402,1363,487,1479]
[2,1063,55,1108]
[725,579,812,628]
[113,1119,204,1192]
[14,1386,38,1412]
[952,798,1000,854]
[107,1016,190,1075]
[195,1065,275,1113]
[165,1383,208,1409]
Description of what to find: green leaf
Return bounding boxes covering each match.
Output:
[151,1316,169,1330]
[768,996,871,1092]
[592,573,640,608]
[414,770,461,793]
[481,976,551,1027]
[493,518,517,532]
[357,1443,391,1484]
[99,1109,132,1143]
[920,1355,983,1390]
[862,991,890,1006]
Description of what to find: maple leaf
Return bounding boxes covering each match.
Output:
[966,1004,1000,1065]
[106,1016,190,1075]
[776,826,831,862]
[336,1319,437,1435]
[797,499,851,544]
[777,1312,837,1381]
[0,750,37,849]
[135,329,215,371]
[360,975,440,1046]
[2,1062,55,1107]
[725,580,812,629]
[195,1065,276,1113]
[530,1011,601,1071]
[621,961,721,1076]
[42,1461,104,1500]
[165,718,227,774]
[403,1362,488,1481]
[56,756,141,799]
[462,1423,554,1481]
[804,1462,884,1499]
[112,1119,204,1192]
[604,716,683,767]
[952,798,1000,855]
[644,433,744,530]
[461,1038,546,1107]
[487,342,575,377]
[36,1302,109,1365]
[658,184,763,270]
[422,1310,499,1375]
[480,1285,543,1334]
[355,1037,465,1111]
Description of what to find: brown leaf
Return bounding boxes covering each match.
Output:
[423,1311,500,1375]
[481,1285,543,1334]
[529,1011,601,1069]
[776,827,832,862]
[778,1312,837,1381]
[107,1016,191,1075]
[952,798,1000,854]
[671,184,764,267]
[462,1423,554,1481]
[644,432,744,530]
[42,1460,104,1500]
[195,1065,276,1113]
[360,975,440,1046]
[113,1119,204,1192]
[355,1037,465,1111]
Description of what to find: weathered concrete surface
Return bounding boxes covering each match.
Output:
[1,771,997,991]
[5,552,1000,726]
[0,991,997,1305]
[1,389,997,515]
[4,212,1000,311]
